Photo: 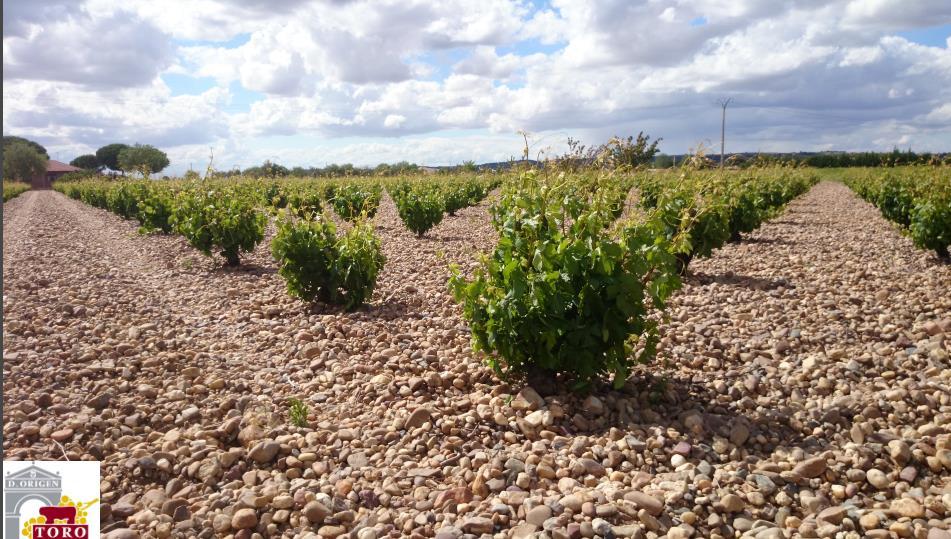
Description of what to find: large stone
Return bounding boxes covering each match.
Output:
[582,396,604,415]
[212,513,232,533]
[347,452,368,468]
[303,500,331,523]
[405,407,433,428]
[624,491,664,516]
[717,494,745,513]
[51,429,74,442]
[512,387,545,411]
[817,506,846,525]
[103,530,139,539]
[866,468,889,489]
[511,523,538,539]
[461,517,494,535]
[197,459,221,481]
[891,498,924,518]
[730,422,750,446]
[527,505,552,526]
[231,508,257,529]
[248,440,280,463]
[888,440,911,465]
[434,487,473,509]
[794,456,827,479]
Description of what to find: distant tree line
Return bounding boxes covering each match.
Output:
[216,160,422,178]
[798,149,947,168]
[647,149,950,169]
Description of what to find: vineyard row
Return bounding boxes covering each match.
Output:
[54,167,818,386]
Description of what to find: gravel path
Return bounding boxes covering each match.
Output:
[3,181,949,539]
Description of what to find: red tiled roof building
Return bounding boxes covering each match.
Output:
[32,160,81,189]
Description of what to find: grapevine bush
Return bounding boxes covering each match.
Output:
[135,183,175,233]
[331,183,382,222]
[636,168,817,271]
[171,185,267,266]
[441,183,470,216]
[390,181,445,237]
[846,167,951,259]
[450,170,681,389]
[271,212,385,310]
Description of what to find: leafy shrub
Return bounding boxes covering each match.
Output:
[261,182,289,209]
[271,212,385,310]
[845,166,950,259]
[391,182,445,236]
[637,169,817,260]
[171,185,267,266]
[450,170,681,389]
[285,187,323,217]
[724,185,763,241]
[136,184,175,233]
[876,175,915,227]
[441,185,469,216]
[909,189,951,259]
[653,184,731,273]
[334,221,386,308]
[57,169,101,182]
[106,181,148,219]
[331,183,382,222]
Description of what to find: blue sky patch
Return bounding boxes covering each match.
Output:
[897,24,951,47]
[173,32,251,49]
[498,38,563,57]
[414,47,471,81]
[227,82,265,113]
[163,73,217,96]
[690,16,707,27]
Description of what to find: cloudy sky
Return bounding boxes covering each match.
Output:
[3,0,950,174]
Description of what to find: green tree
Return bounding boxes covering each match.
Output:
[96,143,130,172]
[608,132,661,169]
[117,144,170,176]
[3,136,49,158]
[3,142,48,182]
[70,154,101,170]
[243,160,289,178]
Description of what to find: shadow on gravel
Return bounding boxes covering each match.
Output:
[213,263,278,276]
[363,296,423,321]
[569,371,811,463]
[690,271,791,291]
[738,236,796,246]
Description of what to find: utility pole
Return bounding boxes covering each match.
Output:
[717,98,733,169]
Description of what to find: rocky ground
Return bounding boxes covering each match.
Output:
[2,180,949,539]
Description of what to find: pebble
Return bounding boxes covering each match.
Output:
[624,491,664,516]
[248,440,280,463]
[891,498,924,518]
[794,456,827,479]
[866,468,889,489]
[231,508,257,529]
[303,500,331,523]
[718,494,745,513]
